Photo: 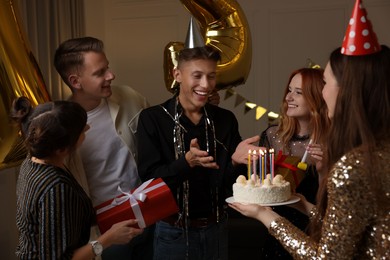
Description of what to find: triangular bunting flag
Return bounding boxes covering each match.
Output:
[246,102,257,109]
[256,106,267,120]
[268,111,279,119]
[224,88,235,100]
[234,94,245,107]
[244,102,257,114]
[306,58,321,69]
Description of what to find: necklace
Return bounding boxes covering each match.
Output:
[160,99,217,159]
[292,133,310,141]
[160,98,221,240]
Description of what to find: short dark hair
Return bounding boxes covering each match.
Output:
[177,46,221,68]
[11,97,87,158]
[54,37,104,86]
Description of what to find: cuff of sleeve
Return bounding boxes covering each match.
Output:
[269,216,284,232]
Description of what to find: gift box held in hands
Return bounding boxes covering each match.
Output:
[274,151,305,192]
[95,178,178,234]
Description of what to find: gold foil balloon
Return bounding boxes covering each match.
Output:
[0,0,50,170]
[164,0,252,92]
[164,41,184,91]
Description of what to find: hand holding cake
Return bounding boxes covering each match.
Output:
[228,199,281,229]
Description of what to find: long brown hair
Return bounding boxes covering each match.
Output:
[277,68,330,150]
[310,45,390,241]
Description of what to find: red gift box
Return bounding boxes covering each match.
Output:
[275,151,306,192]
[95,178,178,233]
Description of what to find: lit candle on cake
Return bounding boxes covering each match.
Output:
[270,149,274,179]
[264,149,268,180]
[258,150,262,183]
[247,149,251,180]
[261,150,265,183]
[252,150,257,182]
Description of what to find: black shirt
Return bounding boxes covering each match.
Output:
[137,97,244,218]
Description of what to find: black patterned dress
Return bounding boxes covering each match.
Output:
[16,158,95,259]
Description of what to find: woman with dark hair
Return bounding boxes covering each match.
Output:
[230,2,390,258]
[256,67,329,258]
[12,97,143,259]
[230,24,390,260]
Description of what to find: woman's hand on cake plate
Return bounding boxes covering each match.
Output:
[228,202,281,229]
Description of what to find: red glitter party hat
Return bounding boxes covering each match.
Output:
[341,0,381,56]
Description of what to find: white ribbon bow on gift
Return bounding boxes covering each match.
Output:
[96,178,165,228]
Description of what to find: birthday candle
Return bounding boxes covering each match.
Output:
[258,150,262,183]
[261,151,265,183]
[264,150,268,180]
[252,150,257,182]
[247,149,251,180]
[270,149,275,179]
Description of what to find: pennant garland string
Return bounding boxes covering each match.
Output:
[223,87,274,121]
[223,58,319,121]
[234,94,246,107]
[224,88,235,100]
[306,58,321,69]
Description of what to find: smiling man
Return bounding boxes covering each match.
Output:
[54,37,152,260]
[137,45,260,259]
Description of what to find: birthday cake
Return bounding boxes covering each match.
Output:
[233,174,291,204]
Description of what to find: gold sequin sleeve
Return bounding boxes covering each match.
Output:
[269,145,390,259]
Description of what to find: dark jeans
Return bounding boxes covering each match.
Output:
[102,224,155,260]
[153,218,228,260]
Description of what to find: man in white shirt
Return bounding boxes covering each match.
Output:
[54,36,151,260]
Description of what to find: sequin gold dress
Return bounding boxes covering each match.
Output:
[269,142,390,259]
[258,125,318,259]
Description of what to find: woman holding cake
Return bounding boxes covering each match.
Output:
[254,67,329,259]
[230,1,390,258]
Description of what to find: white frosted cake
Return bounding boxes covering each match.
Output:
[233,174,291,204]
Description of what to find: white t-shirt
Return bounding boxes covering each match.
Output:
[79,99,140,206]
